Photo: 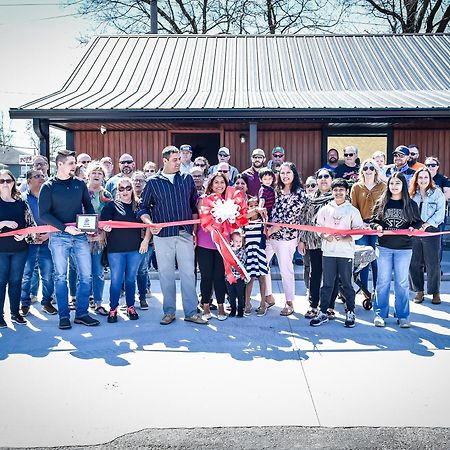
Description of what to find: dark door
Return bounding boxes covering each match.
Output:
[172,133,220,166]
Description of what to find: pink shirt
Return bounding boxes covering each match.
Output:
[197,227,217,250]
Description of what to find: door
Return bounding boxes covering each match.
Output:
[172,132,221,166]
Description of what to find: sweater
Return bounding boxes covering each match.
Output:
[316,200,364,259]
[350,182,386,221]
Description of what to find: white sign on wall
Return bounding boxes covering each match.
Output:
[19,155,33,165]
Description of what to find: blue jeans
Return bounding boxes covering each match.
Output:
[108,251,142,310]
[21,242,54,306]
[30,264,39,296]
[356,234,378,291]
[91,251,105,305]
[137,245,153,301]
[0,250,28,317]
[153,232,198,317]
[68,251,77,297]
[49,232,92,319]
[374,246,412,320]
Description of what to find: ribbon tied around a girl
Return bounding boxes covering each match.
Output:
[199,187,250,283]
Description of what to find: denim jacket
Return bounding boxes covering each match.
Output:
[412,188,446,228]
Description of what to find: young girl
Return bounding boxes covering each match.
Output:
[227,230,247,317]
[371,173,421,328]
[244,196,269,316]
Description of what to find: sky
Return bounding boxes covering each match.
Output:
[0,0,97,150]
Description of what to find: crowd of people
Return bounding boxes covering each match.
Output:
[0,142,448,331]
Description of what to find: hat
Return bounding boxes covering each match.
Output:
[393,145,410,157]
[180,144,192,152]
[100,156,113,163]
[252,148,265,157]
[218,147,230,156]
[272,146,285,155]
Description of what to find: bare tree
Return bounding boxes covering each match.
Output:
[0,112,13,148]
[65,0,346,34]
[344,0,450,33]
[26,121,64,160]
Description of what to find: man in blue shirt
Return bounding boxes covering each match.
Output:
[386,146,416,185]
[139,146,207,326]
[21,169,56,317]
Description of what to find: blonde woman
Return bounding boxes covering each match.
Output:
[351,159,386,296]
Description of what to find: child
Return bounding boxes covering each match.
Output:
[258,167,276,219]
[310,178,364,328]
[244,196,269,316]
[227,230,247,317]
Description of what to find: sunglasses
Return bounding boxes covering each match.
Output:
[119,160,134,165]
[317,174,331,179]
[31,174,45,179]
[393,153,405,158]
[80,160,90,165]
[218,153,228,157]
[118,185,132,192]
[273,154,283,158]
[195,163,206,167]
[145,169,156,173]
[362,166,375,171]
[0,179,13,185]
[426,163,438,168]
[218,170,229,173]
[344,153,354,157]
[305,183,317,188]
[410,152,418,157]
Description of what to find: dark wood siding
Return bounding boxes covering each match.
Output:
[394,129,450,175]
[74,130,169,169]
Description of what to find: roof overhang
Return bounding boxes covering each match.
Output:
[9,108,450,122]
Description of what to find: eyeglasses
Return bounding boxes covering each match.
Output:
[119,160,134,165]
[118,186,132,192]
[34,162,48,167]
[426,163,438,168]
[252,155,264,159]
[273,154,283,158]
[317,174,331,179]
[362,166,375,172]
[31,174,45,179]
[344,153,354,157]
[218,170,229,173]
[192,174,203,178]
[305,183,317,188]
[218,153,228,157]
[133,179,145,183]
[0,179,14,185]
[393,153,405,158]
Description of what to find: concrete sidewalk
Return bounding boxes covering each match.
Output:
[1,276,449,448]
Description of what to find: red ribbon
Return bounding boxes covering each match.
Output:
[199,187,249,283]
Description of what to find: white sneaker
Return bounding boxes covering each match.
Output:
[398,318,411,328]
[374,316,385,327]
[202,313,212,320]
[217,314,227,321]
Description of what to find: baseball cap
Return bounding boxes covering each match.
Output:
[272,146,285,155]
[218,147,230,156]
[393,145,410,157]
[180,144,192,152]
[100,156,113,164]
[252,148,265,157]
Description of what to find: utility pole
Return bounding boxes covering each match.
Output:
[150,0,158,34]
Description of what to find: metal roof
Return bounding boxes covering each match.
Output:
[10,34,450,121]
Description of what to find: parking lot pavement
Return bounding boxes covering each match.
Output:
[0,280,449,448]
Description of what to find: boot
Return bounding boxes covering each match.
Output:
[413,291,425,304]
[432,293,441,305]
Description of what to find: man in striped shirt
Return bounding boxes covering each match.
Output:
[139,146,207,326]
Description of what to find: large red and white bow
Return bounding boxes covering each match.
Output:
[199,187,249,283]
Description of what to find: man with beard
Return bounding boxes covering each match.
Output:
[335,146,360,185]
[386,145,416,185]
[39,150,99,330]
[241,148,267,196]
[408,144,425,171]
[179,144,194,175]
[267,146,286,170]
[322,148,339,172]
[105,153,136,197]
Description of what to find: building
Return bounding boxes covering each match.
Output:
[9,34,450,176]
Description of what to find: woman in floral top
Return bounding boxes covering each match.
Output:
[265,162,305,316]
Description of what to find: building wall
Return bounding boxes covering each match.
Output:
[394,129,450,175]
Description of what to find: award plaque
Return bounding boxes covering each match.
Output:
[76,214,99,232]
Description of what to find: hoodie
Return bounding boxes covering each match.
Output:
[316,200,364,259]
